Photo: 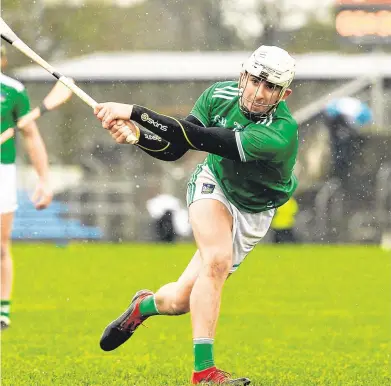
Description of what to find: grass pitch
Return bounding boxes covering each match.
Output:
[1,244,390,385]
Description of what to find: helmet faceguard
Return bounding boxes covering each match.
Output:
[239,46,295,121]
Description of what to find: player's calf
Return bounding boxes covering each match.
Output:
[154,282,191,315]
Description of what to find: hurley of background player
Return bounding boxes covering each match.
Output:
[95,45,298,385]
[0,45,53,330]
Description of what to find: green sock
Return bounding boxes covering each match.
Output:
[0,300,11,319]
[193,338,215,372]
[139,295,160,317]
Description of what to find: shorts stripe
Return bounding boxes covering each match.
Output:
[187,163,203,205]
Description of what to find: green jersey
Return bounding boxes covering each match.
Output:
[190,81,298,213]
[1,74,31,164]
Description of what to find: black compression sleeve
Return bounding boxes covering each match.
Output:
[185,114,205,126]
[136,125,189,161]
[131,105,241,161]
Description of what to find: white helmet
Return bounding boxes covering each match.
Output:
[239,46,295,119]
[242,45,295,90]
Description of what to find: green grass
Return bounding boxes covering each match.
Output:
[1,244,390,385]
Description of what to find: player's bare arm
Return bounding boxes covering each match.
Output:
[19,120,53,209]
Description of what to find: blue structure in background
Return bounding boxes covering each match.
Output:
[12,191,103,242]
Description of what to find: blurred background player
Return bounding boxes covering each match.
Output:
[146,193,191,243]
[270,196,299,243]
[95,45,298,385]
[0,44,53,330]
[322,97,373,185]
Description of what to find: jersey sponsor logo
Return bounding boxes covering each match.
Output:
[212,114,227,127]
[212,115,244,132]
[141,113,167,131]
[201,183,215,194]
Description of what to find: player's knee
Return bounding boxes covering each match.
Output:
[202,249,232,278]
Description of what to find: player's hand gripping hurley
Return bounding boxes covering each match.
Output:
[0,17,138,143]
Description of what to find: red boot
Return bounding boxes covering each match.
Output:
[99,289,153,351]
[191,366,251,385]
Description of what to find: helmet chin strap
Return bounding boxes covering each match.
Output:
[240,102,276,121]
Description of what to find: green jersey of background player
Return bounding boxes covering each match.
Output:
[0,45,52,330]
[1,69,30,164]
[95,45,298,385]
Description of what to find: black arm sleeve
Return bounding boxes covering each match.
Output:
[135,125,188,161]
[134,115,207,161]
[131,105,241,161]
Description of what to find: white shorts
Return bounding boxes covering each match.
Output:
[187,163,275,273]
[0,163,18,214]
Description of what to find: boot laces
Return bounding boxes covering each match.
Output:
[204,369,231,383]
